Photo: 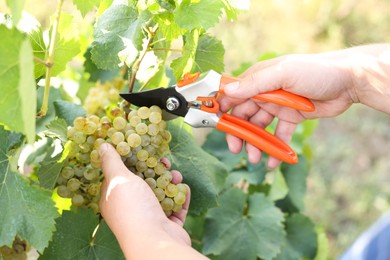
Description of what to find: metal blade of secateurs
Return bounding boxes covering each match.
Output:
[120,87,189,118]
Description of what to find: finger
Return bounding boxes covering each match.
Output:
[171,170,183,184]
[224,65,286,99]
[99,143,131,181]
[267,120,297,169]
[160,157,171,169]
[169,184,191,226]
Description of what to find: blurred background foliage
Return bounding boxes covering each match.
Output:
[1,0,390,258]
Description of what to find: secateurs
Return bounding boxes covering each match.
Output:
[120,70,315,164]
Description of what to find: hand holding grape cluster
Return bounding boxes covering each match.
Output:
[55,81,188,217]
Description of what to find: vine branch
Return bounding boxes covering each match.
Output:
[37,0,64,117]
[128,24,159,93]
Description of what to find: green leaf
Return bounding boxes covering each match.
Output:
[203,189,285,259]
[73,0,101,17]
[202,129,246,171]
[170,29,199,80]
[156,0,176,12]
[45,117,68,143]
[6,0,25,24]
[194,34,225,73]
[174,0,224,30]
[221,0,239,21]
[36,88,64,133]
[83,47,120,82]
[40,208,124,259]
[276,156,309,213]
[184,214,205,252]
[91,4,150,70]
[167,119,227,214]
[154,12,186,40]
[314,226,329,260]
[0,25,36,143]
[275,214,317,260]
[0,126,59,252]
[37,149,65,190]
[268,170,289,201]
[53,100,86,126]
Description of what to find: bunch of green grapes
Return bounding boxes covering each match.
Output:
[57,105,188,217]
[83,78,125,116]
[0,236,30,260]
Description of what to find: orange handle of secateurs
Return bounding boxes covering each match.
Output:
[216,113,298,164]
[219,76,315,112]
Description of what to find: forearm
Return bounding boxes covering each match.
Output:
[338,44,390,114]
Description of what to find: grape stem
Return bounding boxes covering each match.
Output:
[128,24,159,93]
[33,56,52,67]
[37,0,64,117]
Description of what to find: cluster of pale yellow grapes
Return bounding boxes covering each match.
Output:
[56,80,187,217]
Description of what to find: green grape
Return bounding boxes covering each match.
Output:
[56,175,67,185]
[73,131,86,144]
[161,130,172,143]
[176,183,187,194]
[160,197,174,211]
[95,128,107,139]
[144,168,155,178]
[135,172,144,179]
[141,134,151,146]
[79,143,92,153]
[165,183,178,197]
[94,138,105,149]
[129,115,141,127]
[116,141,131,156]
[163,170,173,181]
[107,127,117,138]
[145,178,157,189]
[108,106,122,118]
[172,203,183,213]
[87,183,101,196]
[137,106,150,119]
[87,115,100,125]
[127,110,138,120]
[156,176,170,189]
[67,178,81,192]
[57,185,72,198]
[136,149,149,161]
[74,166,84,178]
[108,88,119,101]
[153,187,165,201]
[61,166,74,179]
[67,127,76,138]
[88,202,100,214]
[147,123,159,136]
[125,129,136,139]
[123,123,133,133]
[145,145,157,156]
[127,133,142,148]
[158,143,170,156]
[111,131,125,145]
[174,192,186,205]
[84,121,97,135]
[146,156,158,168]
[84,168,99,181]
[125,154,138,167]
[154,162,167,175]
[149,111,162,124]
[90,149,101,163]
[101,121,112,132]
[73,117,86,131]
[151,135,163,147]
[150,105,162,114]
[164,210,173,217]
[135,122,148,135]
[158,120,167,131]
[113,116,127,130]
[136,161,147,172]
[86,135,96,145]
[72,194,85,207]
[76,152,90,164]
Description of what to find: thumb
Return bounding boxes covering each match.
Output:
[223,68,284,99]
[99,143,130,181]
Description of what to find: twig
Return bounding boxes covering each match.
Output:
[33,56,52,67]
[37,0,64,117]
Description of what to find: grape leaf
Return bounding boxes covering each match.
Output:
[0,126,59,252]
[276,156,309,213]
[174,0,224,30]
[83,47,120,83]
[268,169,289,201]
[0,25,36,144]
[6,0,25,24]
[170,29,199,80]
[40,208,124,259]
[73,0,101,17]
[154,12,186,40]
[221,0,239,21]
[203,188,285,259]
[194,34,225,73]
[275,214,317,260]
[202,129,245,171]
[45,117,68,143]
[91,4,150,70]
[156,0,175,12]
[167,119,227,215]
[37,148,65,190]
[36,88,64,133]
[53,100,86,126]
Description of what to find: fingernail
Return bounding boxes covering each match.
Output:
[224,82,240,93]
[99,143,110,157]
